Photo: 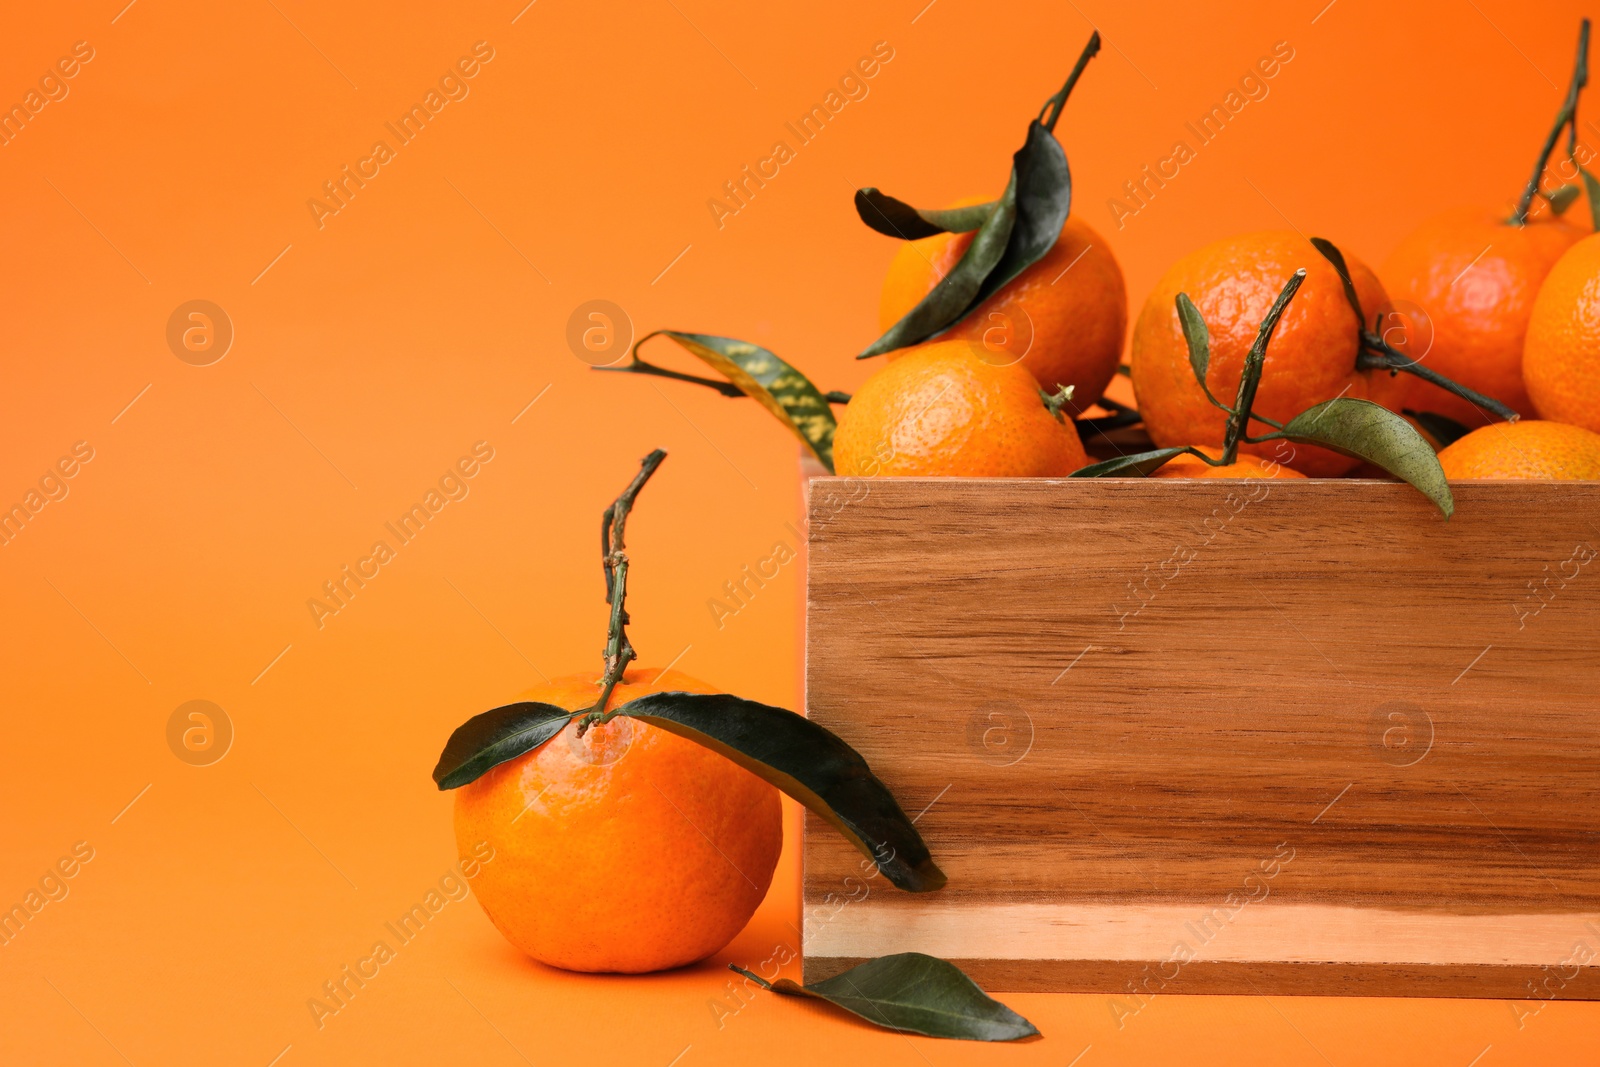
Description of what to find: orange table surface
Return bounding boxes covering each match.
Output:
[2,1,1596,1063]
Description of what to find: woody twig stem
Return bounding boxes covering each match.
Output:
[1038,31,1102,133]
[1220,270,1304,465]
[1511,19,1590,225]
[577,448,667,734]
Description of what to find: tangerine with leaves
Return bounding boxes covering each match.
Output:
[1131,231,1409,477]
[833,341,1088,477]
[1079,270,1456,516]
[878,208,1127,403]
[854,31,1104,387]
[454,668,781,973]
[432,451,945,977]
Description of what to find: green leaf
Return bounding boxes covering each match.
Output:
[1176,292,1210,383]
[735,953,1039,1042]
[959,121,1072,314]
[1069,446,1207,477]
[1402,408,1472,448]
[637,331,838,472]
[1254,398,1455,517]
[853,189,996,239]
[858,173,1018,359]
[1580,166,1600,231]
[612,691,945,893]
[857,121,1072,359]
[1543,181,1583,215]
[432,702,575,789]
[1309,236,1367,329]
[855,35,1090,359]
[1176,292,1230,412]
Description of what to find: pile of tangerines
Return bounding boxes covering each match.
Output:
[842,166,1600,485]
[616,23,1600,497]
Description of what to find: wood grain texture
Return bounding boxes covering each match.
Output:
[801,477,1600,996]
[803,957,1600,1000]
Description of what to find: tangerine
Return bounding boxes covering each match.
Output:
[1523,231,1600,432]
[454,668,782,973]
[833,340,1088,476]
[1381,207,1584,425]
[1436,419,1600,480]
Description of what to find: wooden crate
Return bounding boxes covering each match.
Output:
[801,476,1600,997]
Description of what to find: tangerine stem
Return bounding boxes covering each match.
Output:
[597,334,850,404]
[1511,18,1589,225]
[1037,31,1102,133]
[577,448,667,734]
[596,336,745,397]
[1354,347,1520,421]
[594,361,744,396]
[1220,270,1304,465]
[1310,236,1521,422]
[1242,411,1285,434]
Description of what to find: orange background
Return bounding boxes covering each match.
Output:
[1,0,1595,1063]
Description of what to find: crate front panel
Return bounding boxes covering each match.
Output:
[802,478,1600,995]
